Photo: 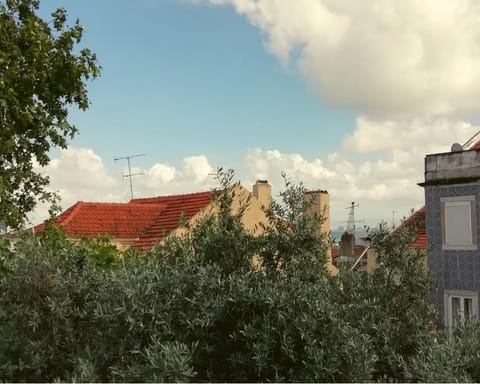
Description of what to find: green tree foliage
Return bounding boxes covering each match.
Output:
[406,320,480,382]
[329,223,436,381]
[0,0,100,228]
[0,172,475,382]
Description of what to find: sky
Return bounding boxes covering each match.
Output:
[32,0,480,229]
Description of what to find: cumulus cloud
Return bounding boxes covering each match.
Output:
[196,0,480,117]
[183,155,213,183]
[31,115,480,229]
[28,2,480,231]
[343,117,478,153]
[40,148,121,203]
[134,155,216,196]
[31,148,124,225]
[244,116,480,227]
[28,0,480,229]
[147,163,178,184]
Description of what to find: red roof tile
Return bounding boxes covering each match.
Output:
[35,201,167,239]
[133,191,212,249]
[35,191,212,249]
[402,207,426,249]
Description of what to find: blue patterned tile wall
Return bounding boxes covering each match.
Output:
[425,183,480,326]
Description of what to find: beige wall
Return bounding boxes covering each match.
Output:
[109,182,335,273]
[304,190,337,275]
[169,183,271,240]
[366,248,377,273]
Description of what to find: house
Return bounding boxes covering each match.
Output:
[35,181,273,250]
[403,132,480,255]
[34,181,336,270]
[419,146,480,329]
[34,191,213,251]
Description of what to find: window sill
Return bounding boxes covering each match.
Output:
[442,244,478,251]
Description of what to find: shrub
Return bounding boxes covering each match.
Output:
[0,172,466,382]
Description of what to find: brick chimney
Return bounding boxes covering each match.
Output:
[253,180,272,210]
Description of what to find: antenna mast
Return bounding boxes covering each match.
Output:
[114,153,146,200]
[346,202,361,238]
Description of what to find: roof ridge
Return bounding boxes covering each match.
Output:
[130,190,212,203]
[134,192,212,249]
[60,201,84,227]
[130,191,214,202]
[77,201,131,206]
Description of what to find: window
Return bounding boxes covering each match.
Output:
[445,290,478,330]
[441,196,477,250]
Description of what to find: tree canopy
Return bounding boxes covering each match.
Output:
[0,0,99,228]
[1,174,465,382]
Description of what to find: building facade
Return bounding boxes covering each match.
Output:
[421,148,480,329]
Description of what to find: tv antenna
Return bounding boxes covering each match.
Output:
[114,153,146,200]
[339,202,365,238]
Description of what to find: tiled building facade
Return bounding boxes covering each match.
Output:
[421,149,480,328]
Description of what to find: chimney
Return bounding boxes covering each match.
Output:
[253,180,272,210]
[304,190,336,274]
[304,190,330,236]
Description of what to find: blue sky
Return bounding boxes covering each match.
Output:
[34,0,480,227]
[40,0,354,168]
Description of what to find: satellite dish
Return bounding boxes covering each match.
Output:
[451,143,463,152]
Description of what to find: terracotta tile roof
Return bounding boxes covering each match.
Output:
[35,191,212,249]
[35,201,167,239]
[401,207,426,250]
[133,191,212,249]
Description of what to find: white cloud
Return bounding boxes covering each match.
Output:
[28,2,480,232]
[343,116,477,153]
[41,148,121,204]
[245,146,422,227]
[31,114,480,229]
[31,148,124,225]
[183,155,213,183]
[196,0,480,117]
[189,0,480,226]
[147,163,177,184]
[244,116,480,227]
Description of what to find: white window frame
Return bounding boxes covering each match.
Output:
[440,195,477,251]
[444,289,478,331]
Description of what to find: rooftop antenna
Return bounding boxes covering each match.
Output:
[114,153,146,200]
[346,202,359,236]
[341,201,365,239]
